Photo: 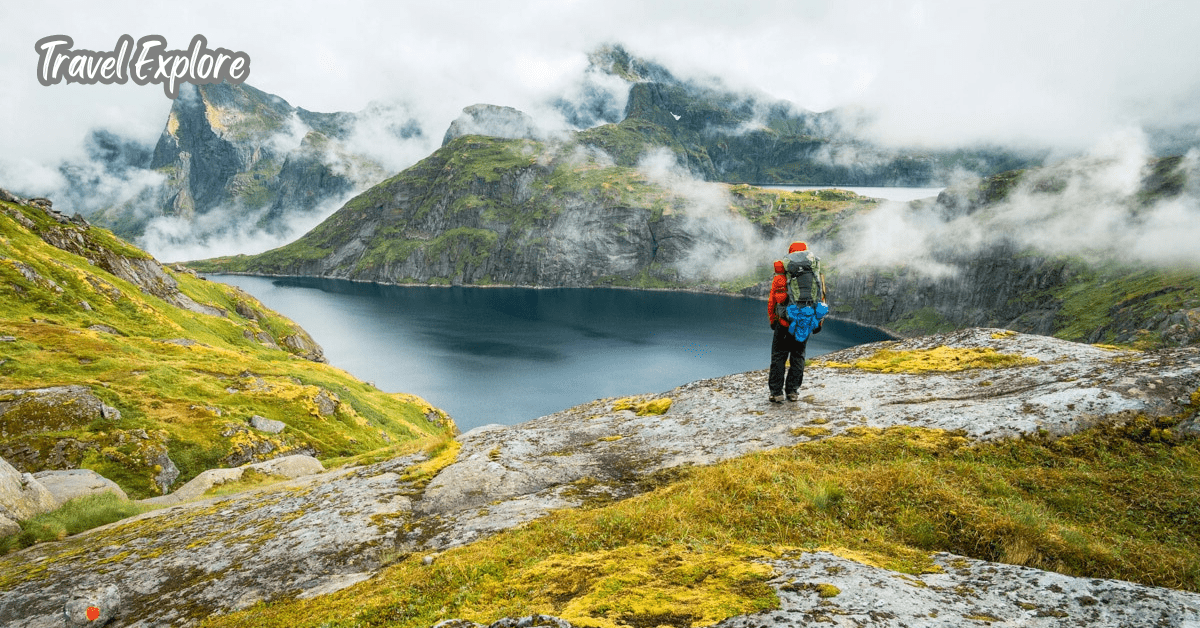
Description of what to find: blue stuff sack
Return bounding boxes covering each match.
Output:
[785,302,829,342]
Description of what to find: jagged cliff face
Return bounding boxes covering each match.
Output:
[148,83,386,226]
[84,83,408,247]
[567,45,1041,186]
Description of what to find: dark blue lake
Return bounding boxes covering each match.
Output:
[209,276,891,432]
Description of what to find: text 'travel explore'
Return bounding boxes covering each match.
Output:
[34,34,251,99]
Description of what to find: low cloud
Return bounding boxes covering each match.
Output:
[137,193,351,263]
[834,129,1200,275]
[636,148,779,281]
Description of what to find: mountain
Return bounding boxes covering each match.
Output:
[0,188,453,502]
[187,133,880,288]
[63,83,426,252]
[192,124,1200,350]
[556,45,1043,185]
[827,154,1200,347]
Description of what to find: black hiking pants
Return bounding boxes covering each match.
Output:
[769,323,807,396]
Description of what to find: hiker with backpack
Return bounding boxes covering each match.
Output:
[767,241,828,403]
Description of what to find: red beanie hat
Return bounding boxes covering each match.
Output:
[788,241,808,253]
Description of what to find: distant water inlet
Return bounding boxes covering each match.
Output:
[210,276,892,432]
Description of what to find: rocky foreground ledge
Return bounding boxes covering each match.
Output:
[2,329,1200,627]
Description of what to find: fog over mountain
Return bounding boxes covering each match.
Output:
[2,1,1198,262]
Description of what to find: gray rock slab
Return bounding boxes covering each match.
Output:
[0,454,423,627]
[249,414,285,434]
[712,552,1200,628]
[33,469,129,503]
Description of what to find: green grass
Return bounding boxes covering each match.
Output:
[1,493,156,554]
[200,408,1200,628]
[0,199,455,498]
[1052,263,1200,346]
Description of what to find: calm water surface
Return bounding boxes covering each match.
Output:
[211,276,891,431]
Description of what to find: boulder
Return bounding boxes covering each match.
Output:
[250,454,324,478]
[159,467,244,503]
[141,454,325,505]
[63,583,120,627]
[33,469,129,503]
[0,513,19,537]
[249,415,286,434]
[0,456,59,522]
[281,332,326,362]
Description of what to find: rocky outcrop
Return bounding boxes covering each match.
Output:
[139,453,324,505]
[2,330,1198,626]
[441,552,1200,628]
[0,456,59,534]
[0,386,121,440]
[32,469,128,503]
[443,104,546,146]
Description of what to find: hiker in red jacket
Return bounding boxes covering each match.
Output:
[768,241,822,403]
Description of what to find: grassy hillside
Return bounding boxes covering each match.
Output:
[0,197,454,499]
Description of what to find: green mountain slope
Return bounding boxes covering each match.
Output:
[0,192,453,499]
[190,134,878,289]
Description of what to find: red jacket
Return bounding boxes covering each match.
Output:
[768,260,788,328]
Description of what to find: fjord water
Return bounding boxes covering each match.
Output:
[211,276,891,432]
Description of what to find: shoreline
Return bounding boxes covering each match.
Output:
[199,270,902,341]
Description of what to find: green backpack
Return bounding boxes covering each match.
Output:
[774,250,824,321]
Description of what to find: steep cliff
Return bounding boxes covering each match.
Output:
[87,82,404,243]
[569,45,1042,186]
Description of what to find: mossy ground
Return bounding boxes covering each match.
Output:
[0,200,453,500]
[820,346,1040,373]
[201,404,1200,628]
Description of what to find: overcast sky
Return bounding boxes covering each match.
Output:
[3,0,1200,169]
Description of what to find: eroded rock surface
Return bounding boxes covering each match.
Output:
[1,329,1198,627]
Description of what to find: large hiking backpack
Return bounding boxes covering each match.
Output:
[774,250,824,322]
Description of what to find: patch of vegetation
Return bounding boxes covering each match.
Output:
[821,346,1040,373]
[200,415,1200,628]
[0,199,453,498]
[1051,263,1200,347]
[1,493,156,554]
[612,397,672,416]
[888,307,961,337]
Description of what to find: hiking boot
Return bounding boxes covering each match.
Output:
[786,392,799,402]
[769,394,784,404]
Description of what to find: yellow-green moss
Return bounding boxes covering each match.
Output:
[822,346,1040,373]
[0,199,454,498]
[612,397,673,416]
